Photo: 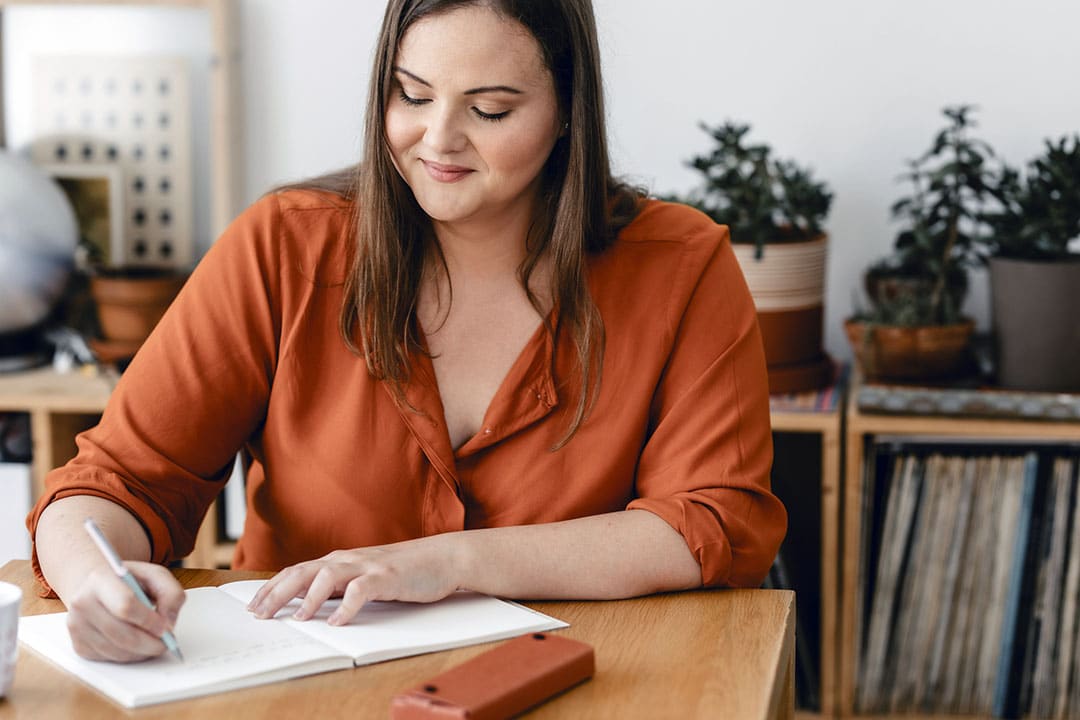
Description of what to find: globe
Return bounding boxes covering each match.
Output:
[0,152,78,333]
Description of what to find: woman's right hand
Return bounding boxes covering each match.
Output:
[64,561,185,663]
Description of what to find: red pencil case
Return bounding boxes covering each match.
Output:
[389,632,595,719]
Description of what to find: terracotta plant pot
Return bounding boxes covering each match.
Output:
[844,318,975,382]
[732,234,831,393]
[90,268,186,355]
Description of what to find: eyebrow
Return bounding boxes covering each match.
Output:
[393,66,523,95]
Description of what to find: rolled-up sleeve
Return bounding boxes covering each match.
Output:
[26,194,284,591]
[627,224,786,588]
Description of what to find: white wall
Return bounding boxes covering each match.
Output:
[7,1,1080,360]
[234,0,1080,360]
[2,5,213,258]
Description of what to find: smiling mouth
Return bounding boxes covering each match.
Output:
[421,160,473,183]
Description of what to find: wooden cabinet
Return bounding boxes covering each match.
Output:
[0,366,233,568]
[840,380,1080,719]
[770,387,845,720]
[0,367,114,500]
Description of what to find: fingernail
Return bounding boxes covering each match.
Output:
[328,611,343,626]
[292,608,308,621]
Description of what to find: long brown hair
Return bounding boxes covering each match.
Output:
[292,0,642,446]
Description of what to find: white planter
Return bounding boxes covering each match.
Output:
[730,234,831,393]
[731,235,828,312]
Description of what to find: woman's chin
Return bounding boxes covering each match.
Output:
[414,199,478,226]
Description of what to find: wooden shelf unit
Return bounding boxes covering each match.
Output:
[0,366,233,568]
[770,394,845,720]
[839,381,1080,719]
[0,367,114,500]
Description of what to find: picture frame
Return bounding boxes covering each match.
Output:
[40,163,125,267]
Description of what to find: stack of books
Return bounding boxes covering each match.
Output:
[769,363,847,413]
[856,381,1080,422]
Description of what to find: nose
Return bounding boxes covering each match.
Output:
[423,106,468,155]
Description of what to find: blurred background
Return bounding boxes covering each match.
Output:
[7,0,1077,360]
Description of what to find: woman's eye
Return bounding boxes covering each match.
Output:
[472,108,510,122]
[396,88,507,122]
[398,89,429,107]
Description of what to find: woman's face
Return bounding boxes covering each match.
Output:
[385,5,563,234]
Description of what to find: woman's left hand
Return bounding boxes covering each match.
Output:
[246,535,464,626]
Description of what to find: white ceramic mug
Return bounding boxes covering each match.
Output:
[0,581,22,698]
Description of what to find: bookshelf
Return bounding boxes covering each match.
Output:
[0,366,233,568]
[841,376,1080,719]
[0,366,114,500]
[769,373,846,720]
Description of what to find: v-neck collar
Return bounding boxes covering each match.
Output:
[384,310,560,488]
[452,314,559,458]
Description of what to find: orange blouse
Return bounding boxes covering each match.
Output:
[28,190,786,590]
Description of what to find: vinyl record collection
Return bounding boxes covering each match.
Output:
[855,440,1080,719]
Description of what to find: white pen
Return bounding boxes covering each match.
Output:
[83,518,184,661]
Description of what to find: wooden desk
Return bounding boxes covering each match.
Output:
[0,560,794,719]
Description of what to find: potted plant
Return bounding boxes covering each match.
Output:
[75,238,187,364]
[846,106,996,382]
[983,134,1080,391]
[671,121,834,393]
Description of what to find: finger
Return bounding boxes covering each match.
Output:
[86,595,169,659]
[250,565,317,619]
[127,563,186,627]
[292,565,345,621]
[68,621,120,662]
[95,573,172,638]
[68,613,127,662]
[70,613,164,663]
[67,595,167,662]
[327,572,389,626]
[247,566,299,612]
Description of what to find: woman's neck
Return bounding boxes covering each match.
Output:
[428,199,538,281]
[421,217,553,326]
[431,223,528,282]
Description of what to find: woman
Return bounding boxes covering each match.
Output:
[30,0,786,662]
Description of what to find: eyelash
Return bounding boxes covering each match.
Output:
[397,89,427,107]
[473,108,509,122]
[397,89,510,123]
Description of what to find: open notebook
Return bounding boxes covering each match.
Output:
[18,580,567,708]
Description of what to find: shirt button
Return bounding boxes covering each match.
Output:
[484,427,492,434]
